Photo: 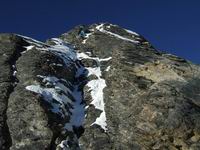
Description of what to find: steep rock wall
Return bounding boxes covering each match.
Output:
[0,23,200,150]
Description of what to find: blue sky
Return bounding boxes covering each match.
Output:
[0,0,199,64]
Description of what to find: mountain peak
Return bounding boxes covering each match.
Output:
[61,23,146,45]
[0,24,200,150]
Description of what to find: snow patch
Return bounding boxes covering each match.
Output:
[21,45,35,54]
[82,32,93,44]
[77,52,93,60]
[26,80,71,116]
[87,79,106,111]
[18,34,47,47]
[21,36,77,66]
[106,25,111,29]
[59,140,69,149]
[25,45,34,50]
[105,66,111,72]
[96,24,104,31]
[125,29,139,36]
[26,74,85,131]
[77,52,112,63]
[12,65,17,77]
[47,39,77,63]
[91,111,107,131]
[51,63,63,67]
[13,71,17,77]
[96,24,140,44]
[22,35,111,145]
[86,67,101,77]
[22,38,87,148]
[77,52,110,131]
[100,57,112,62]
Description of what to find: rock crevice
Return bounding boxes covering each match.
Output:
[0,34,29,150]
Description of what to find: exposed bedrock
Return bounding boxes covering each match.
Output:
[0,23,200,150]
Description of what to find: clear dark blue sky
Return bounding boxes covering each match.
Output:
[0,0,199,64]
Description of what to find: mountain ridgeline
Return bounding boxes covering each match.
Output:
[0,23,200,150]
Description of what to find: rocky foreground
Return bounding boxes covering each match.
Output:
[0,23,200,150]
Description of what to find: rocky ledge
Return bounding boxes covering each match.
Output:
[0,23,200,150]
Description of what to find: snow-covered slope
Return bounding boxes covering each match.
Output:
[20,35,113,149]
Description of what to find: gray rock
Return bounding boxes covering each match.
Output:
[0,23,200,150]
[61,23,200,150]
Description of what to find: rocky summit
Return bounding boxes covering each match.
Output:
[0,23,200,150]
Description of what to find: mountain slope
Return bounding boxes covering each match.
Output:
[0,23,200,150]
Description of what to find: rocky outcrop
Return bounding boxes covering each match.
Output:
[0,23,200,150]
[0,34,28,149]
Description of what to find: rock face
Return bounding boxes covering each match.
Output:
[0,23,200,150]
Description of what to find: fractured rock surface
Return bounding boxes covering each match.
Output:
[0,23,200,150]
